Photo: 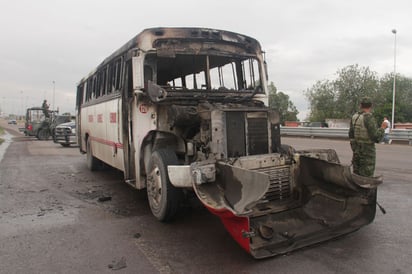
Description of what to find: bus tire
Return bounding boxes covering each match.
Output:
[146,149,183,222]
[86,138,99,171]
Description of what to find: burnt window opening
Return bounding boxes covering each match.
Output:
[144,53,262,93]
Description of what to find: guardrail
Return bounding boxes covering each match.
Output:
[390,129,412,145]
[280,127,412,145]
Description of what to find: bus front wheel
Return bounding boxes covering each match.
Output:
[146,149,183,222]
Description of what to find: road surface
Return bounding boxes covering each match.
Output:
[1,120,411,273]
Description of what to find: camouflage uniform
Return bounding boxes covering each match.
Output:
[349,109,384,177]
[42,100,50,118]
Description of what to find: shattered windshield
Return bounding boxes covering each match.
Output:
[144,53,262,94]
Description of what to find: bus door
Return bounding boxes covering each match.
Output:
[76,85,84,149]
[121,59,136,182]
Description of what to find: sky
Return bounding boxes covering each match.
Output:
[1,0,411,120]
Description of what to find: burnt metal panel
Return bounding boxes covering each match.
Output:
[257,166,291,202]
[247,117,269,155]
[271,123,281,153]
[226,112,246,157]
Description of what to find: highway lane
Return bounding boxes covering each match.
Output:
[0,121,411,273]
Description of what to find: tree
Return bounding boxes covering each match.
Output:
[374,73,412,124]
[306,64,379,121]
[268,82,299,123]
[333,65,379,118]
[305,80,336,121]
[305,64,412,125]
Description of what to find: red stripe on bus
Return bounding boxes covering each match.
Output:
[90,136,123,149]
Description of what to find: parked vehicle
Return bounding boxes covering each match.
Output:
[8,119,17,125]
[76,27,382,258]
[53,121,76,147]
[306,121,329,128]
[50,114,75,141]
[24,107,54,140]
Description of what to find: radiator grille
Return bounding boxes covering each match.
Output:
[255,165,291,202]
[224,111,270,157]
[226,112,246,157]
[56,127,72,135]
[247,117,268,155]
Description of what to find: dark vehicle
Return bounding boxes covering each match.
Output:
[306,121,328,128]
[53,121,76,147]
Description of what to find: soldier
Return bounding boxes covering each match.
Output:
[348,97,384,177]
[42,99,50,118]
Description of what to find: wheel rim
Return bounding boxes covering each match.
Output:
[147,166,162,210]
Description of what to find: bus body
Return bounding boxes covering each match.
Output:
[76,27,382,258]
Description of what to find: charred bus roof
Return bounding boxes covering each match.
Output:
[90,27,263,75]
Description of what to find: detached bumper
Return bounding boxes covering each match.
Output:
[170,151,382,258]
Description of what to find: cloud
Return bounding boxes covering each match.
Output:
[1,0,412,119]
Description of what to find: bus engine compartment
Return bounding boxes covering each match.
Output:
[157,102,382,258]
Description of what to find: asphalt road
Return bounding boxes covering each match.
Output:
[1,120,411,274]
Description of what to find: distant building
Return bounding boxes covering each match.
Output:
[325,119,350,128]
[394,123,412,129]
[284,121,301,127]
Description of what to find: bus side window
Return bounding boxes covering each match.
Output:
[76,85,84,107]
[101,67,107,96]
[115,58,123,91]
[126,61,133,96]
[107,64,114,94]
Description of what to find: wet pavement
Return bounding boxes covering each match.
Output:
[0,119,411,273]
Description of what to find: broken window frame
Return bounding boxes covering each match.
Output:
[144,53,263,94]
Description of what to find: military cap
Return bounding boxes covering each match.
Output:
[360,96,372,105]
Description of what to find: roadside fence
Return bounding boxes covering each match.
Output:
[280,127,412,145]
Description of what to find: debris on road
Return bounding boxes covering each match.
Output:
[108,256,127,270]
[97,196,112,202]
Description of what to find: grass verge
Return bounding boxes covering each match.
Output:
[0,127,5,145]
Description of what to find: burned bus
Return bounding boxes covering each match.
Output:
[76,27,382,258]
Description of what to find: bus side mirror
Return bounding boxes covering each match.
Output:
[132,57,144,92]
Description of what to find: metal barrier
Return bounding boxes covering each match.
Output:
[280,127,412,145]
[281,127,349,138]
[390,129,412,145]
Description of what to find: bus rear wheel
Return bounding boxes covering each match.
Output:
[146,149,183,222]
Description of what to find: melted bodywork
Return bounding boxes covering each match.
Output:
[191,151,381,258]
[137,28,383,258]
[78,27,382,258]
[165,103,381,258]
